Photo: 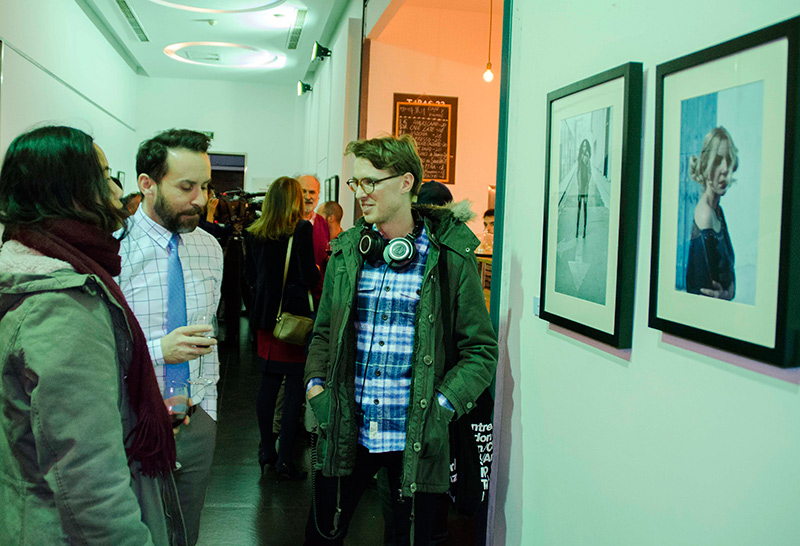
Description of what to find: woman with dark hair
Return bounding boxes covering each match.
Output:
[576,138,591,238]
[0,126,185,544]
[245,176,319,480]
[686,126,738,300]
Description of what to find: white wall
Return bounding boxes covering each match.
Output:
[366,3,504,234]
[136,77,304,194]
[0,2,306,196]
[495,2,800,545]
[0,0,139,189]
[301,0,363,229]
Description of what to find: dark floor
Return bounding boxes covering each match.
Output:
[196,318,384,546]
[197,317,485,546]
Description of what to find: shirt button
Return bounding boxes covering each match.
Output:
[410,483,418,492]
[385,286,391,291]
[423,355,433,365]
[413,442,421,452]
[382,314,388,320]
[374,399,380,405]
[467,402,474,409]
[375,370,381,377]
[419,399,428,409]
[379,340,384,346]
[428,314,434,323]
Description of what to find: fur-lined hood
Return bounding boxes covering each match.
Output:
[0,240,73,276]
[414,199,479,253]
[414,199,477,224]
[0,241,86,304]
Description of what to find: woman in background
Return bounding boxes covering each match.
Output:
[686,126,738,300]
[576,138,591,238]
[0,126,184,544]
[246,176,319,480]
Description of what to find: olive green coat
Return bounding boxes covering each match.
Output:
[0,241,184,545]
[305,203,498,496]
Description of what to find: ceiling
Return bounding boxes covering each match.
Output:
[81,0,349,84]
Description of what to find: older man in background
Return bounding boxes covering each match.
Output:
[298,175,330,276]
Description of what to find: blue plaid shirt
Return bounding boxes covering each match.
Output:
[352,227,431,452]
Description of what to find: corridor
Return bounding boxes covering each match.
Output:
[196,320,384,546]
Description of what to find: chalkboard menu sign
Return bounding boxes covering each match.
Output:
[392,93,458,185]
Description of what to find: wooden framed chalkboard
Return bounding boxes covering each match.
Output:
[392,93,458,185]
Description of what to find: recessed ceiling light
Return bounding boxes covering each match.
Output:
[243,5,297,31]
[164,42,281,68]
[147,0,285,14]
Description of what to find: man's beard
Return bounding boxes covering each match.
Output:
[154,190,202,233]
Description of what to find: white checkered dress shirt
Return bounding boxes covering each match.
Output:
[116,208,223,420]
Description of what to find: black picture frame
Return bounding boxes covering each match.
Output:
[324,174,340,203]
[649,17,800,367]
[539,62,643,349]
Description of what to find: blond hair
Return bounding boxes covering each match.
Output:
[247,176,304,240]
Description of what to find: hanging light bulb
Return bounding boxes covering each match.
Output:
[483,0,494,83]
[483,62,494,82]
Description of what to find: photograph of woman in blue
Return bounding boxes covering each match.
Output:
[685,127,738,300]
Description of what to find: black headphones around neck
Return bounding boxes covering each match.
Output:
[358,220,422,270]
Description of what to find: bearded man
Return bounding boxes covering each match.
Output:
[117,129,223,546]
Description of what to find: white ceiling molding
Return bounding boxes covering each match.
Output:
[146,0,286,14]
[163,41,282,68]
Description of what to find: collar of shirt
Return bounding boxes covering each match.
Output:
[133,206,176,251]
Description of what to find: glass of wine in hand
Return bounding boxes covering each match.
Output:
[164,381,189,427]
[188,312,217,387]
[164,380,189,470]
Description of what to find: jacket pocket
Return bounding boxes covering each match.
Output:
[420,399,454,459]
[308,388,332,434]
[308,389,331,472]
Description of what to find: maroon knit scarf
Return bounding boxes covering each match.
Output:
[13,219,176,476]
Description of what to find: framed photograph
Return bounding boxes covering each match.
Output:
[650,17,799,366]
[539,62,643,348]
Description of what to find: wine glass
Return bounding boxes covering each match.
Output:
[189,312,217,387]
[163,380,189,470]
[164,381,189,424]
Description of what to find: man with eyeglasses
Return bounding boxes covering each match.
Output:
[303,134,497,545]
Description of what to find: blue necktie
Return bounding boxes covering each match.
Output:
[165,233,189,386]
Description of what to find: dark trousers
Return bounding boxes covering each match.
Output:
[174,406,216,546]
[305,446,440,546]
[576,194,588,237]
[256,371,304,466]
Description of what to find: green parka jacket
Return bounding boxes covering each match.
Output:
[304,202,498,496]
[0,240,185,545]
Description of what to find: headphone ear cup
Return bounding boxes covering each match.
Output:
[383,236,417,269]
[358,230,384,264]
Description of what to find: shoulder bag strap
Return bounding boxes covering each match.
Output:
[276,235,293,318]
[276,234,315,317]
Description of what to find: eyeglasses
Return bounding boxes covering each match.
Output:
[346,174,400,195]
